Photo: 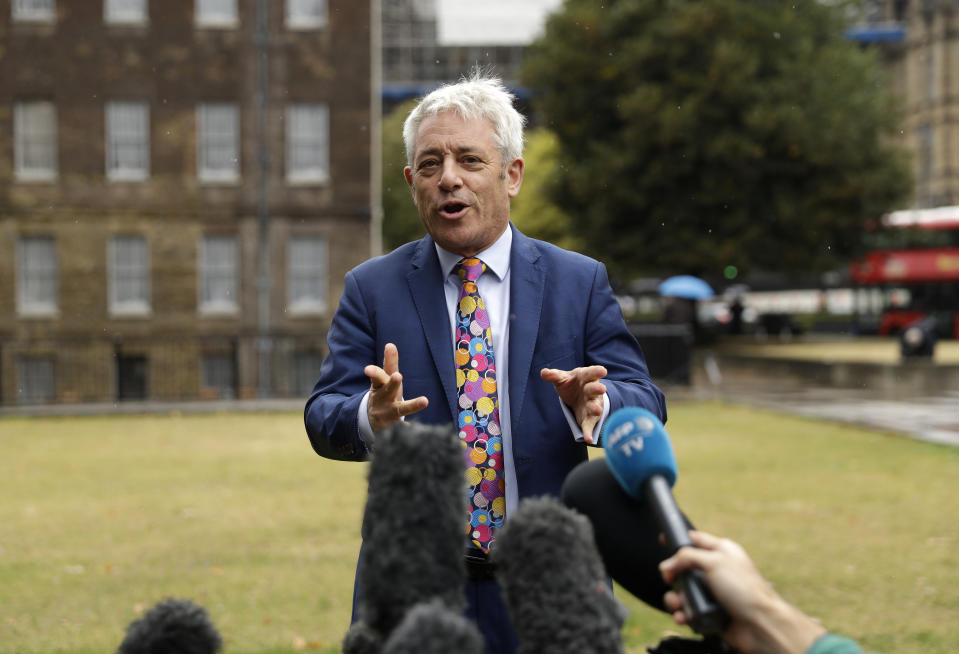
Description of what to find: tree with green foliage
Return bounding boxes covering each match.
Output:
[381,100,424,252]
[509,128,585,252]
[523,0,912,280]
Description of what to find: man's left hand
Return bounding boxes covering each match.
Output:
[540,365,608,444]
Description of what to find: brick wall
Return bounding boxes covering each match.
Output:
[0,0,375,405]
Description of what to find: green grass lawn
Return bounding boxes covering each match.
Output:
[1,403,957,654]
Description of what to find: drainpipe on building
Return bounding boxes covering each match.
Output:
[254,0,272,397]
[370,0,384,257]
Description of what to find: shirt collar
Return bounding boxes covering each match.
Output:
[435,225,512,282]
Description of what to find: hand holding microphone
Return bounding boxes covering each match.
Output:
[601,407,730,636]
[569,409,857,654]
[659,531,766,631]
[659,530,828,654]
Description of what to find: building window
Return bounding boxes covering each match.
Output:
[202,353,236,399]
[17,236,58,316]
[286,104,329,184]
[199,235,238,314]
[12,0,54,22]
[104,0,146,23]
[924,48,936,103]
[293,352,322,396]
[109,236,150,315]
[14,102,57,181]
[17,357,56,404]
[287,235,327,315]
[116,353,149,400]
[106,101,149,181]
[197,103,239,183]
[195,0,237,27]
[893,0,907,22]
[286,0,326,29]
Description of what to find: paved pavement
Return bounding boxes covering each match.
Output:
[680,360,959,448]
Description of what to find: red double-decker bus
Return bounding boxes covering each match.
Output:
[850,207,959,339]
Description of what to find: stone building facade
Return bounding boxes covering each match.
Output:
[380,0,558,115]
[863,0,959,207]
[0,0,377,404]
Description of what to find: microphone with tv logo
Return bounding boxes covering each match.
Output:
[602,407,729,635]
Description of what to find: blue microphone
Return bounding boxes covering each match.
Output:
[603,407,678,494]
[601,407,729,636]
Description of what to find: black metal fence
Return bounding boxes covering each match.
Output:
[628,323,694,386]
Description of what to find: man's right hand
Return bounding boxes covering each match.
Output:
[364,343,429,432]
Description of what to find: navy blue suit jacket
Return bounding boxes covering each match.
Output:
[305,225,666,652]
[305,224,666,499]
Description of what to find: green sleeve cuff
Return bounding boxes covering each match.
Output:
[806,633,867,654]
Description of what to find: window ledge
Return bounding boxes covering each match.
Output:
[109,305,152,318]
[286,19,327,30]
[199,304,239,317]
[195,18,239,29]
[286,173,330,187]
[198,173,240,185]
[12,15,55,24]
[105,17,148,26]
[17,307,60,318]
[287,303,327,317]
[107,171,150,183]
[15,171,58,183]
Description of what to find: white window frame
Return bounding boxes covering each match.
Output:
[197,103,239,183]
[106,101,150,182]
[286,0,326,30]
[199,235,239,315]
[287,235,328,315]
[292,351,322,396]
[17,236,58,317]
[108,235,151,316]
[286,103,329,185]
[104,0,147,24]
[12,0,55,22]
[201,353,236,399]
[195,0,237,28]
[14,102,58,182]
[17,357,56,404]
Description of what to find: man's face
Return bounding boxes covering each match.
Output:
[404,111,524,258]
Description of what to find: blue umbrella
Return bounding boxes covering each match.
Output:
[658,275,715,300]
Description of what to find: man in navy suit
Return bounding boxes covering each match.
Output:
[305,73,666,654]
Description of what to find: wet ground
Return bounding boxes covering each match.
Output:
[680,347,959,448]
[687,382,959,447]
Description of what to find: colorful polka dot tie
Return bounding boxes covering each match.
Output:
[454,257,506,553]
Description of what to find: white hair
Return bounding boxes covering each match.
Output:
[403,71,526,168]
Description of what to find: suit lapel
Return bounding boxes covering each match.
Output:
[507,227,545,433]
[408,236,458,421]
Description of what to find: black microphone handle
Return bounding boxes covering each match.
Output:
[644,476,730,636]
[644,476,694,550]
